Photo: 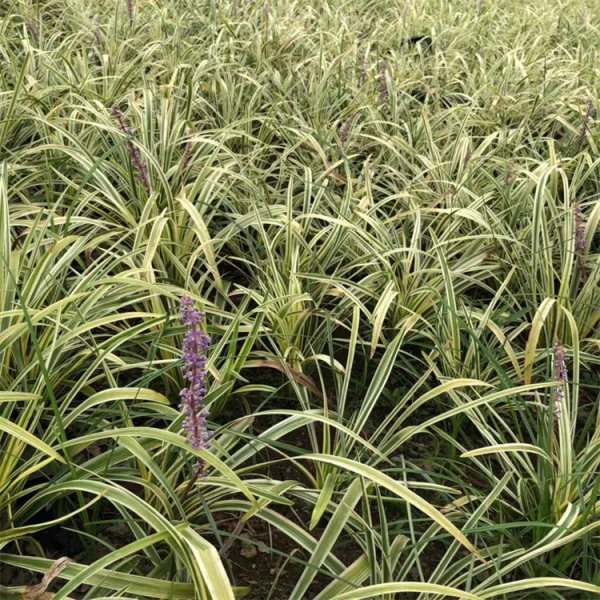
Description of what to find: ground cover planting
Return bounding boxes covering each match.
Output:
[0,0,599,598]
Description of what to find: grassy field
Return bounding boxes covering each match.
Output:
[1,0,599,598]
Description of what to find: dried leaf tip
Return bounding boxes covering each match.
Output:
[22,557,71,600]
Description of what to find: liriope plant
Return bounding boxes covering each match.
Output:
[1,0,600,598]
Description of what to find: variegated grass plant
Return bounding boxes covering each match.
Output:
[0,0,599,598]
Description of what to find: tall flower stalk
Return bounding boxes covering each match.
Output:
[112,106,151,195]
[179,295,212,478]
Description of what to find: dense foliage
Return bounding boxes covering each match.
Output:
[1,0,599,598]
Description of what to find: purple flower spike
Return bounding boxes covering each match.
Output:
[181,127,193,170]
[360,50,367,87]
[579,100,594,146]
[504,158,516,186]
[574,203,586,251]
[553,341,567,420]
[340,113,356,150]
[180,295,212,477]
[379,60,388,103]
[574,203,588,277]
[26,21,39,43]
[112,106,151,195]
[126,0,134,23]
